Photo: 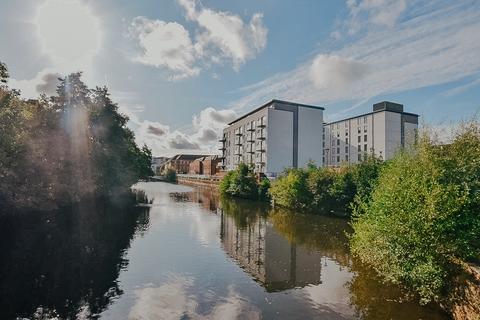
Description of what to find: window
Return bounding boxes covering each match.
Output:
[364,144,368,151]
[345,155,349,162]
[322,141,325,147]
[323,157,325,163]
[358,145,361,152]
[337,156,340,162]
[358,154,362,161]
[364,134,368,142]
[337,147,340,153]
[358,128,361,134]
[337,139,340,146]
[345,146,349,153]
[358,136,361,143]
[363,116,367,123]
[346,131,348,136]
[364,126,367,133]
[346,138,349,144]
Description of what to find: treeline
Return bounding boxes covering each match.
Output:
[0,61,152,211]
[270,158,382,215]
[219,120,480,307]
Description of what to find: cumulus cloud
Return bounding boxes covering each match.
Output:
[129,1,267,79]
[120,103,236,156]
[168,133,200,149]
[179,0,268,70]
[35,72,61,95]
[147,124,167,136]
[309,55,369,91]
[130,17,200,80]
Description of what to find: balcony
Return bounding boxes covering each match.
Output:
[256,146,266,152]
[235,131,243,136]
[219,137,226,142]
[219,146,226,150]
[247,126,255,131]
[257,122,266,128]
[257,135,266,140]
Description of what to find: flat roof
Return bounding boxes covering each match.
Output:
[228,99,325,125]
[325,109,419,126]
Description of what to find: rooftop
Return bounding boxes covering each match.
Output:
[228,99,325,125]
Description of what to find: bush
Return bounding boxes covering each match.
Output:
[220,163,259,199]
[270,159,383,214]
[350,122,480,304]
[270,169,311,209]
[258,177,271,201]
[164,169,177,183]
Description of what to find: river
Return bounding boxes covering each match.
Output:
[0,182,448,319]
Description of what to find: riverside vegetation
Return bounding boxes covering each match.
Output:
[0,61,153,212]
[219,121,480,313]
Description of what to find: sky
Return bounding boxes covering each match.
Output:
[1,0,480,156]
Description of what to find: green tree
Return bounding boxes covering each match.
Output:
[220,163,259,199]
[270,168,312,209]
[350,123,480,304]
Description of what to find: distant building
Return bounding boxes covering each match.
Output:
[220,99,325,176]
[164,154,208,174]
[323,101,419,166]
[188,155,222,176]
[151,156,168,175]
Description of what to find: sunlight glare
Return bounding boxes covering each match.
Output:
[35,0,101,70]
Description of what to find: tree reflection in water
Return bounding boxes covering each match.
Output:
[0,194,150,320]
[218,196,447,319]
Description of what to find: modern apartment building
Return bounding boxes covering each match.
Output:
[323,101,419,166]
[220,100,324,176]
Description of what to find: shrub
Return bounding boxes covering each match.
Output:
[164,169,177,183]
[350,122,480,304]
[220,163,259,199]
[270,169,312,209]
[258,177,271,200]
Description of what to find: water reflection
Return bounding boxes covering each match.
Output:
[0,195,149,320]
[0,183,448,320]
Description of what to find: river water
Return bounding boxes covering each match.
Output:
[0,182,447,319]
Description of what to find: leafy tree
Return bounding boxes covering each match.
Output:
[270,168,311,209]
[0,62,152,211]
[165,169,177,183]
[350,122,480,304]
[220,163,259,199]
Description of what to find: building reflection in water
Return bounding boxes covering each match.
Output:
[219,199,323,292]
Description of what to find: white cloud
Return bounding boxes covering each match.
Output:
[233,1,480,116]
[309,55,369,91]
[180,0,267,70]
[130,17,200,80]
[129,0,267,79]
[120,103,236,156]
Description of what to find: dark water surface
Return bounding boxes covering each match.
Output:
[0,182,447,319]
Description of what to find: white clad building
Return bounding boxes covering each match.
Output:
[323,101,419,166]
[220,100,325,176]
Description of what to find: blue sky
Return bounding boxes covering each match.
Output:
[1,0,479,156]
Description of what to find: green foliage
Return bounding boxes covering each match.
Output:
[165,169,177,183]
[220,163,261,200]
[0,62,152,211]
[350,122,480,304]
[270,158,383,214]
[270,169,311,209]
[258,177,271,200]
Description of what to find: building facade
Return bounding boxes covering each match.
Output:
[323,101,419,166]
[151,156,168,175]
[220,100,324,176]
[164,154,207,174]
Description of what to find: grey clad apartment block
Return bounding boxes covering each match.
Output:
[323,101,419,167]
[220,99,419,174]
[219,100,325,176]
